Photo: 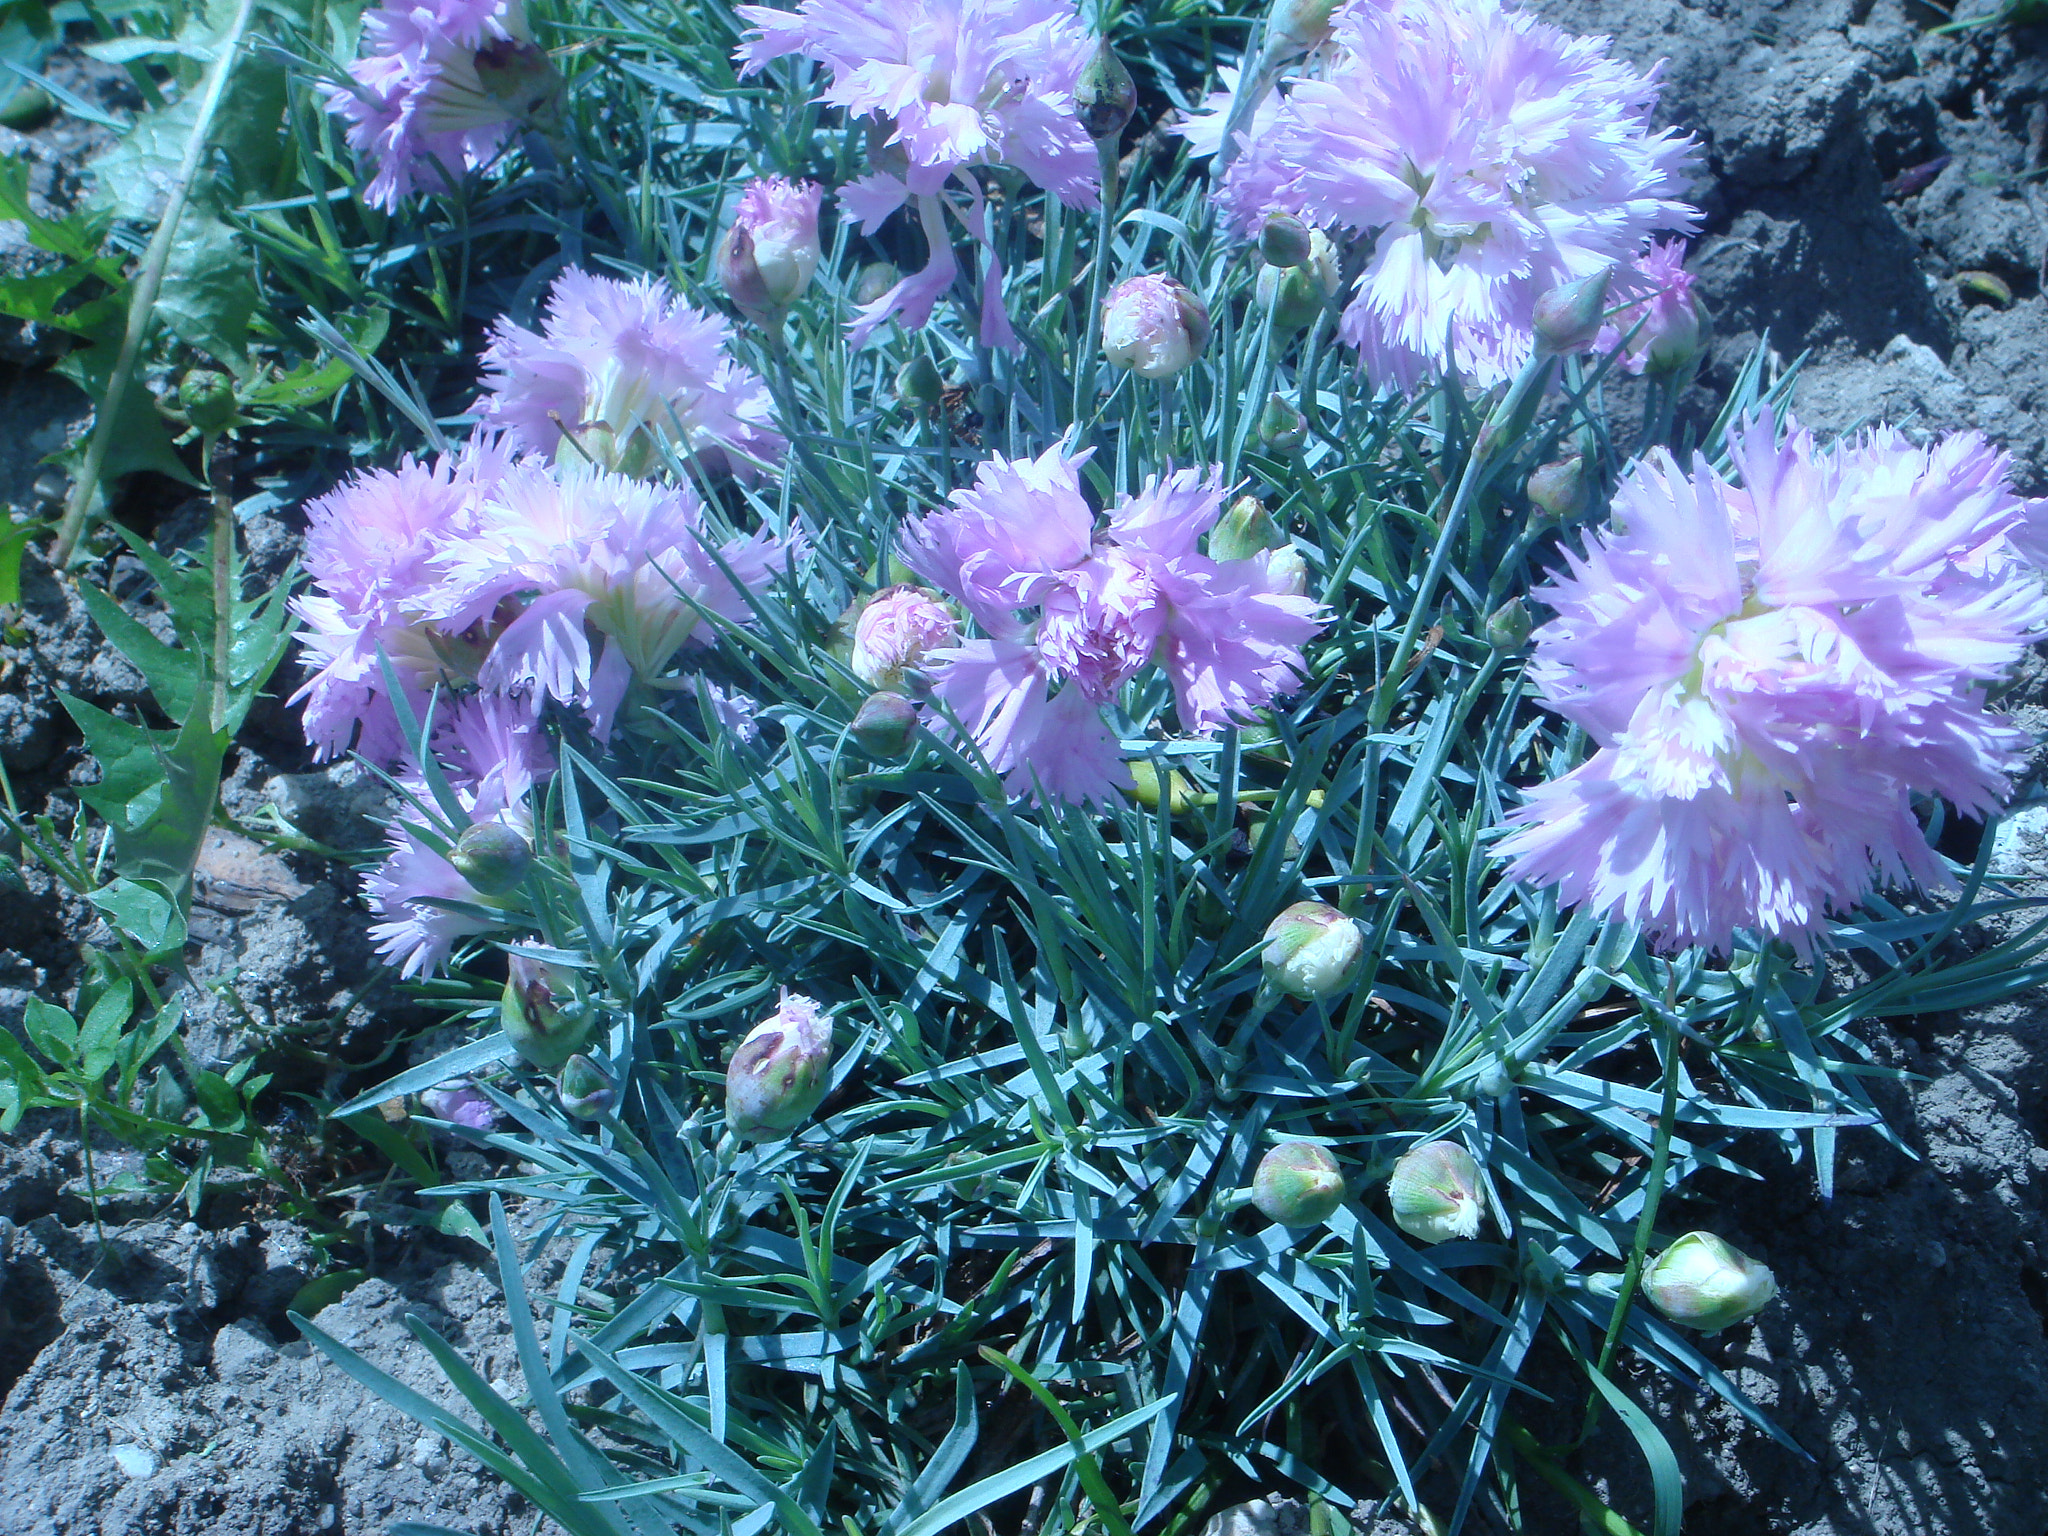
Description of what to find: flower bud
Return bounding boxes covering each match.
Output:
[177,369,240,435]
[1210,496,1283,564]
[896,354,944,409]
[852,585,958,688]
[1257,391,1308,451]
[1640,294,1704,377]
[1260,900,1365,1001]
[1258,211,1314,270]
[1074,39,1137,142]
[725,992,835,1140]
[557,1053,616,1119]
[1129,760,1194,812]
[853,261,899,308]
[473,36,562,117]
[1642,1232,1778,1332]
[1265,546,1309,597]
[1254,227,1339,333]
[850,690,919,757]
[717,178,823,325]
[1484,599,1532,651]
[501,955,594,1071]
[1532,267,1613,355]
[1265,0,1341,56]
[448,821,533,897]
[1250,1142,1345,1227]
[1102,275,1211,379]
[1525,453,1590,522]
[1388,1141,1484,1244]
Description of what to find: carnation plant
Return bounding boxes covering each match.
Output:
[269,0,2048,1532]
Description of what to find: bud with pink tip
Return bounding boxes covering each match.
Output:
[717,178,824,325]
[557,1054,616,1119]
[502,954,594,1071]
[1250,1142,1345,1226]
[1260,901,1364,1001]
[726,992,835,1140]
[1102,275,1211,379]
[1532,267,1614,356]
[1643,1232,1778,1332]
[852,585,959,689]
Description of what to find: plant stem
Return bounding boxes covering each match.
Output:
[52,0,259,566]
[205,434,232,734]
[1070,134,1119,428]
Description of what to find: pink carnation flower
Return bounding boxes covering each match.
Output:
[421,1079,502,1130]
[323,0,559,211]
[432,459,796,739]
[476,267,783,478]
[736,0,1100,349]
[902,442,1325,804]
[1497,411,2048,955]
[1182,0,1698,390]
[1596,238,1703,376]
[852,586,959,688]
[292,438,515,763]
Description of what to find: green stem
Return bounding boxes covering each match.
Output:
[205,435,232,734]
[53,0,259,566]
[1070,135,1120,428]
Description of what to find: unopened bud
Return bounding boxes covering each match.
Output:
[896,355,944,409]
[1525,454,1590,522]
[1129,760,1194,812]
[1641,296,1705,377]
[1389,1141,1484,1244]
[1265,546,1309,597]
[1074,39,1137,142]
[718,178,823,324]
[1265,0,1341,56]
[1484,599,1531,651]
[473,37,562,116]
[853,261,899,308]
[1532,267,1613,355]
[1254,228,1339,333]
[178,369,240,435]
[850,690,919,757]
[1642,1232,1778,1332]
[501,954,593,1071]
[1102,275,1210,379]
[1260,900,1364,1001]
[557,1053,616,1119]
[1257,391,1308,451]
[1259,211,1314,269]
[1250,1142,1345,1227]
[725,992,835,1140]
[853,585,958,687]
[449,821,533,897]
[1211,495,1282,563]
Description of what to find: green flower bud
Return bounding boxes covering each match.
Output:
[1484,599,1532,652]
[1642,1232,1778,1332]
[1532,267,1613,355]
[853,261,899,308]
[1129,760,1194,813]
[1258,211,1315,270]
[850,690,919,758]
[1265,546,1309,597]
[1074,39,1137,143]
[1260,900,1364,1001]
[1257,391,1308,451]
[557,1053,616,1119]
[1250,1142,1345,1227]
[502,955,594,1072]
[1254,228,1339,333]
[1265,0,1341,56]
[449,821,533,897]
[177,370,241,435]
[896,355,945,409]
[1525,453,1590,522]
[1210,495,1283,563]
[473,37,563,117]
[1388,1141,1484,1244]
[726,992,835,1140]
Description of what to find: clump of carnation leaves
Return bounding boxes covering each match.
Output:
[285,0,2048,1532]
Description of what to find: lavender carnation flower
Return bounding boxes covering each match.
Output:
[1183,0,1698,390]
[1596,238,1703,376]
[476,267,783,478]
[1497,411,2048,955]
[421,1079,502,1130]
[903,442,1325,805]
[323,0,560,211]
[433,460,797,739]
[736,0,1100,348]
